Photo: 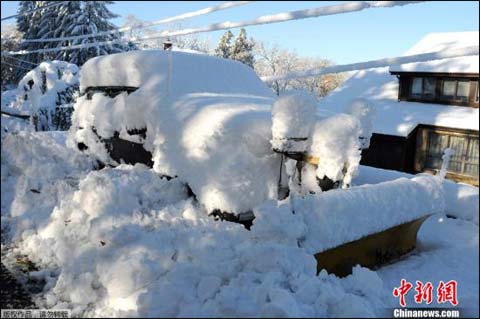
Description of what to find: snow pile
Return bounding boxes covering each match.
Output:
[9,164,391,317]
[1,114,33,137]
[271,90,317,153]
[2,129,477,317]
[345,98,376,149]
[309,114,362,186]
[255,175,444,253]
[1,89,34,137]
[1,131,95,241]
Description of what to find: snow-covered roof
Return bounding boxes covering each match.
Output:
[80,50,273,98]
[320,32,479,137]
[389,31,479,74]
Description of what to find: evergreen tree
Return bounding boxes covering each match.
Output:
[230,28,255,68]
[214,30,233,59]
[57,1,126,66]
[16,1,127,69]
[15,1,42,76]
[37,0,61,61]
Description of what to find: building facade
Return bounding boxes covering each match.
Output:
[320,31,479,185]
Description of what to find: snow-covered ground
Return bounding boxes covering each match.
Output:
[1,130,478,317]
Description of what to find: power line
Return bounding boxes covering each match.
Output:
[1,1,427,56]
[1,1,69,21]
[1,60,32,71]
[131,1,427,45]
[261,46,480,82]
[4,55,38,66]
[21,1,255,43]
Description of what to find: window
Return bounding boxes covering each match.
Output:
[441,79,470,103]
[409,77,435,100]
[421,128,479,180]
[410,77,422,98]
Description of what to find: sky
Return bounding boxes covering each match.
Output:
[1,1,479,64]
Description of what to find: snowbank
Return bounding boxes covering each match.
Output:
[1,131,95,241]
[7,164,390,317]
[2,130,477,317]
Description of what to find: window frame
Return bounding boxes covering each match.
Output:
[414,125,479,186]
[439,78,470,103]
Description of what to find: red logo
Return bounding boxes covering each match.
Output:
[414,281,433,304]
[437,280,458,306]
[393,279,458,307]
[393,279,413,307]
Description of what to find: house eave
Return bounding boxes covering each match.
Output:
[389,70,479,78]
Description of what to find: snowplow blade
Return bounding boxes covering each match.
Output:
[314,215,430,277]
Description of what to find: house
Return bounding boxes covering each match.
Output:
[320,31,479,186]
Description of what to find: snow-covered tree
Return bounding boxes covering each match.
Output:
[290,57,344,98]
[230,28,255,68]
[36,0,62,61]
[1,24,24,88]
[254,41,298,96]
[254,40,344,98]
[57,1,126,66]
[15,1,43,73]
[16,1,127,67]
[215,30,233,59]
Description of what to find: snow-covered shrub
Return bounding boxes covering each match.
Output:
[14,61,79,131]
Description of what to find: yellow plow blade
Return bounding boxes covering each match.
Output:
[314,215,430,277]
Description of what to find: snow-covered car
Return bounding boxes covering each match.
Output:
[69,50,365,221]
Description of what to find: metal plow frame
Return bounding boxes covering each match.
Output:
[314,215,430,277]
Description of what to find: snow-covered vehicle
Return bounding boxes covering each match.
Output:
[70,51,436,275]
[70,51,363,216]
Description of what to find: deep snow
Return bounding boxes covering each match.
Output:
[1,131,478,317]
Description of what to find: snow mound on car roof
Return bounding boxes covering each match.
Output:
[80,50,274,98]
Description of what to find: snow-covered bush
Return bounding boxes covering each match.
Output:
[13,61,79,131]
